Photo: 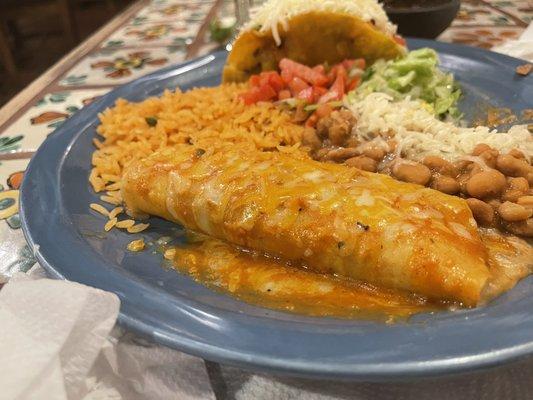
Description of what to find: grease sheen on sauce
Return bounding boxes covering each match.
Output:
[167,233,441,321]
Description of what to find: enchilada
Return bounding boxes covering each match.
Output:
[122,145,495,306]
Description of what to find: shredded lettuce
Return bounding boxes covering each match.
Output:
[349,48,462,119]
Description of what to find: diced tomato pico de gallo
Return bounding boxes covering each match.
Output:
[240,57,367,126]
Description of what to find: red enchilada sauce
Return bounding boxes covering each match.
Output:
[164,233,441,321]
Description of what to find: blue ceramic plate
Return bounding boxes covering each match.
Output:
[20,39,533,380]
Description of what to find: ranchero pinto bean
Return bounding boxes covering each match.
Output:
[508,149,525,159]
[362,146,387,161]
[316,110,356,146]
[496,155,531,178]
[423,156,457,176]
[472,143,493,156]
[344,137,360,148]
[517,196,533,206]
[431,175,460,194]
[508,177,529,193]
[502,189,524,203]
[457,173,471,195]
[323,147,359,162]
[392,162,431,186]
[502,219,533,237]
[466,198,494,225]
[345,156,378,172]
[498,201,533,222]
[478,149,499,169]
[328,121,351,146]
[487,198,502,211]
[466,162,483,176]
[466,169,507,199]
[302,128,321,150]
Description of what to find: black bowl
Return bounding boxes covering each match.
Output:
[384,0,460,39]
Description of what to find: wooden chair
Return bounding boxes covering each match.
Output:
[0,0,77,77]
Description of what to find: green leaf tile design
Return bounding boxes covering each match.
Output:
[49,92,71,103]
[7,214,20,229]
[0,135,23,153]
[5,245,36,274]
[63,74,88,85]
[105,40,125,48]
[0,197,15,210]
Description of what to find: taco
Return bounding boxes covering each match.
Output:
[223,0,406,83]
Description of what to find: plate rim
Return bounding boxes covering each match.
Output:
[19,39,533,380]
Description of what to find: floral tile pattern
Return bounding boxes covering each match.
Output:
[136,2,212,23]
[451,1,512,26]
[440,26,525,49]
[0,136,24,155]
[439,0,532,46]
[0,89,109,154]
[0,159,35,281]
[102,22,198,49]
[60,48,185,86]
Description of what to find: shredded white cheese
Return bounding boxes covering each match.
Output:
[244,0,397,46]
[302,170,325,182]
[347,93,533,163]
[449,222,473,240]
[355,189,375,207]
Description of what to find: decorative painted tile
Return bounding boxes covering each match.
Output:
[102,21,198,49]
[439,26,525,49]
[452,1,510,27]
[134,0,214,24]
[0,136,24,154]
[491,0,532,25]
[0,89,109,155]
[59,48,186,87]
[215,0,265,22]
[0,159,35,281]
[453,0,532,27]
[149,0,214,6]
[521,14,532,24]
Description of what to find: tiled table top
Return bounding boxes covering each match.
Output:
[0,0,531,279]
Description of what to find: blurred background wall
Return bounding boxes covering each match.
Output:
[0,0,135,106]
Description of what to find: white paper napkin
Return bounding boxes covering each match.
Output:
[86,329,215,400]
[0,267,215,400]
[0,271,119,399]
